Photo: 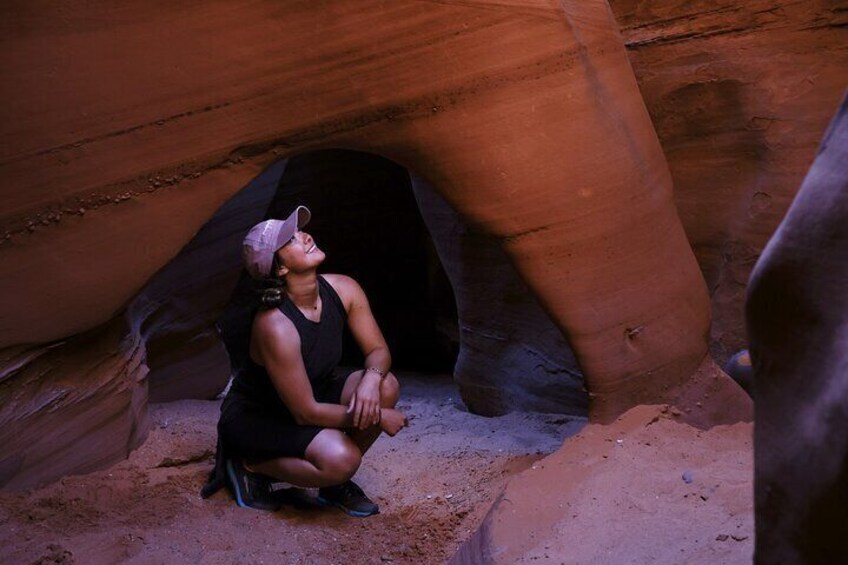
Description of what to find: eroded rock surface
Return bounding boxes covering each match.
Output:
[0,1,714,422]
[612,0,848,362]
[5,0,839,487]
[412,175,586,416]
[137,160,283,401]
[0,317,148,490]
[747,96,848,564]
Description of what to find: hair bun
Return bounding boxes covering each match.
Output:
[260,287,284,308]
[256,278,286,309]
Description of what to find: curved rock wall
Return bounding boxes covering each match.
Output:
[411,175,587,416]
[747,96,848,564]
[611,0,848,362]
[0,317,148,490]
[135,160,285,402]
[7,0,835,487]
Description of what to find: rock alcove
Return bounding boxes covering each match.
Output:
[1,136,595,493]
[139,148,587,416]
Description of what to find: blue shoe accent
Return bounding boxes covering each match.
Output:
[225,459,281,511]
[226,460,248,508]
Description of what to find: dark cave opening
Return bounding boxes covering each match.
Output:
[217,149,459,382]
[142,147,584,417]
[264,149,459,372]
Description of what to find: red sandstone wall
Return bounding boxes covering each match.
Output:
[612,0,848,361]
[1,0,843,489]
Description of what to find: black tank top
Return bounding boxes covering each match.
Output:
[231,275,347,412]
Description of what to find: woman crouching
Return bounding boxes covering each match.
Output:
[218,205,407,516]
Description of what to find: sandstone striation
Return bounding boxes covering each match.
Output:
[612,0,848,362]
[0,317,148,490]
[7,0,845,489]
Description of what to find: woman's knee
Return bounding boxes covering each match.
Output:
[307,431,362,483]
[324,444,361,483]
[381,372,400,407]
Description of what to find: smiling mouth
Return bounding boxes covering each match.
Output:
[306,244,316,254]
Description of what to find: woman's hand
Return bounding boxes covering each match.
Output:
[379,408,408,436]
[348,373,382,429]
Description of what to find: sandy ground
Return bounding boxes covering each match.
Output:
[454,404,754,564]
[0,372,755,564]
[0,373,585,564]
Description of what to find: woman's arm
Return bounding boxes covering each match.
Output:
[252,309,353,428]
[325,274,391,428]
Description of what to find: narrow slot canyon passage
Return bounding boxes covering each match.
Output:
[4,0,845,560]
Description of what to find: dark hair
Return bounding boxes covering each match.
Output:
[255,255,286,309]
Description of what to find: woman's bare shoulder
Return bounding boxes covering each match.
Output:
[321,273,357,287]
[253,307,300,344]
[321,273,365,304]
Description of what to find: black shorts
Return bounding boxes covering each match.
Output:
[218,373,349,462]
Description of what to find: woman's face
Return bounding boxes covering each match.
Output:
[274,230,325,276]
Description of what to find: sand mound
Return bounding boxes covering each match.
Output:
[453,404,753,564]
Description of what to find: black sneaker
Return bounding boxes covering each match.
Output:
[269,485,320,509]
[317,480,380,517]
[225,459,281,511]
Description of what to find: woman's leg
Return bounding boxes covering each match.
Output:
[245,371,399,486]
[338,370,401,454]
[247,429,361,488]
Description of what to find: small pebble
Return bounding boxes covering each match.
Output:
[682,471,694,484]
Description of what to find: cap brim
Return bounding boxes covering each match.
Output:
[273,205,311,251]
